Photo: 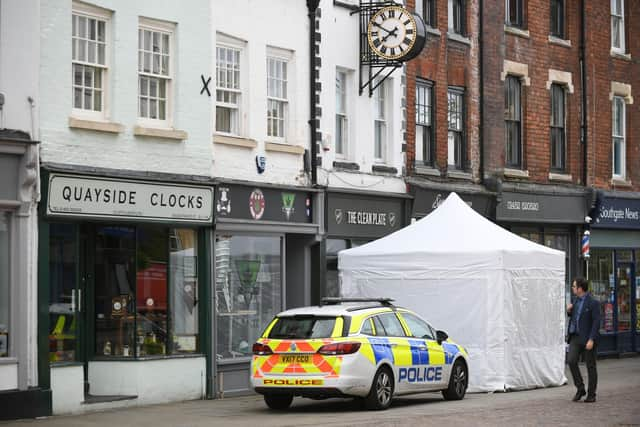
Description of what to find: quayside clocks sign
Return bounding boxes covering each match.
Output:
[47,174,213,223]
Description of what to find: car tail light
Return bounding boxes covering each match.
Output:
[317,342,361,355]
[252,343,273,355]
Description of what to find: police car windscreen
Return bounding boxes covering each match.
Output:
[269,316,336,339]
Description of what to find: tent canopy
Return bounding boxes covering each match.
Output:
[339,192,567,392]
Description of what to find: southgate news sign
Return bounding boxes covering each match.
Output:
[47,174,213,223]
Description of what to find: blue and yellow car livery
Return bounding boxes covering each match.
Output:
[251,298,469,410]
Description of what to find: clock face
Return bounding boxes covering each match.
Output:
[367,5,419,60]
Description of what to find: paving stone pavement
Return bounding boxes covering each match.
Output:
[3,357,639,427]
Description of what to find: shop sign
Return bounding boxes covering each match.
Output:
[496,191,584,223]
[47,174,213,223]
[327,192,405,239]
[215,184,312,224]
[411,188,493,219]
[592,196,640,229]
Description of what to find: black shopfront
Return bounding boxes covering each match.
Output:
[588,193,640,355]
[39,169,214,412]
[324,190,410,298]
[495,189,586,302]
[212,182,322,396]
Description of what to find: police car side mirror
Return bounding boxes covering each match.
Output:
[436,330,448,345]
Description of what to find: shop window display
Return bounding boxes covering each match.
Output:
[215,235,282,360]
[94,226,199,358]
[588,250,614,333]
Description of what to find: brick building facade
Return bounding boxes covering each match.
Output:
[405,0,639,355]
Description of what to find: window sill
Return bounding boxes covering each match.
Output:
[549,172,573,182]
[265,142,305,155]
[447,169,472,180]
[68,117,124,134]
[426,26,441,37]
[333,0,358,11]
[611,178,632,188]
[133,126,188,141]
[414,164,441,177]
[446,32,471,46]
[504,25,530,39]
[548,36,571,48]
[213,134,257,149]
[610,51,632,62]
[333,161,360,171]
[504,168,529,179]
[0,357,17,365]
[372,164,398,175]
[91,353,204,362]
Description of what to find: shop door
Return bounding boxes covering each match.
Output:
[615,263,635,353]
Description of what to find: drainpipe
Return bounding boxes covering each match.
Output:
[580,0,588,187]
[307,0,320,186]
[478,0,484,185]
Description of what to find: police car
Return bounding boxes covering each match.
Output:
[250,297,469,410]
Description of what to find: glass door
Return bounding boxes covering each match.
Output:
[49,224,81,363]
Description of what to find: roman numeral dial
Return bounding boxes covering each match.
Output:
[367,5,422,61]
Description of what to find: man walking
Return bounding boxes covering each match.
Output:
[566,277,600,403]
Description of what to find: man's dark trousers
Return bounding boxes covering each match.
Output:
[567,334,597,397]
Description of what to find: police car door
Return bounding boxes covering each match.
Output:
[372,313,413,394]
[399,312,446,391]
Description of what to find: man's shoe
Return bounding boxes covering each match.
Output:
[572,390,586,401]
[584,396,596,403]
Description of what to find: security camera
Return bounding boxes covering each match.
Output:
[584,215,592,224]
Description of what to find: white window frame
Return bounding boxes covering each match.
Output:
[448,0,464,35]
[335,69,350,158]
[416,80,434,166]
[447,88,464,169]
[612,95,626,180]
[71,2,111,121]
[137,17,175,128]
[215,34,245,136]
[374,79,387,163]
[611,0,625,53]
[266,51,289,141]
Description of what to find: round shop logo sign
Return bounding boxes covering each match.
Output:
[249,189,265,220]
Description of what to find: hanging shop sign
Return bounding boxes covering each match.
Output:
[591,195,640,229]
[496,191,584,223]
[47,174,213,223]
[327,191,405,239]
[215,184,312,224]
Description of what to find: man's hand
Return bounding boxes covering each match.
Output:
[586,339,594,351]
[567,303,573,313]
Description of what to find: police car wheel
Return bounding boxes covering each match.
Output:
[264,393,293,410]
[442,360,467,400]
[364,366,394,410]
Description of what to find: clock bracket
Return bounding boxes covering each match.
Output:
[355,1,405,97]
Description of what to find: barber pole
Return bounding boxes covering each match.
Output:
[582,230,590,258]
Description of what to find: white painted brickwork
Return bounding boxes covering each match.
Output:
[39,0,212,177]
[212,0,310,186]
[317,0,406,194]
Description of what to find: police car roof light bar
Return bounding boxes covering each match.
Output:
[320,297,395,306]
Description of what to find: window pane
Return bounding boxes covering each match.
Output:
[215,235,282,360]
[135,226,169,356]
[377,313,405,337]
[0,214,10,358]
[94,226,136,357]
[168,229,199,354]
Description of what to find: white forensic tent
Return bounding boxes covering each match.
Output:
[339,192,567,392]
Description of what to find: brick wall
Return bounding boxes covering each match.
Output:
[406,0,481,181]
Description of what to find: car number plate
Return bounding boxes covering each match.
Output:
[281,354,310,363]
